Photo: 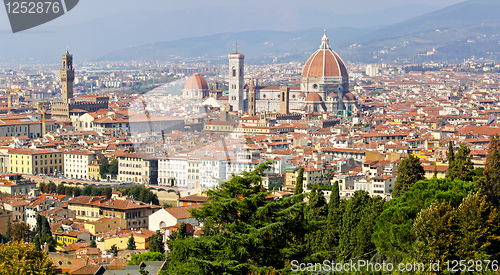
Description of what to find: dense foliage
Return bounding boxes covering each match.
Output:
[127,252,165,265]
[33,215,56,252]
[118,185,160,205]
[165,163,386,274]
[163,137,500,274]
[149,230,165,254]
[0,241,56,275]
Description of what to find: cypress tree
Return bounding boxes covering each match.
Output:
[448,141,455,166]
[483,134,500,205]
[5,217,11,241]
[449,144,474,182]
[127,234,136,250]
[329,181,340,211]
[294,168,304,195]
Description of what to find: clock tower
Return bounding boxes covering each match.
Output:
[60,49,74,104]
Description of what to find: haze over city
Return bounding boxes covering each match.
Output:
[0,0,500,274]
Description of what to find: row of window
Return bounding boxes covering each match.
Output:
[11,159,62,166]
[13,154,61,159]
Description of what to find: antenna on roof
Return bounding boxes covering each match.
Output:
[235,42,238,53]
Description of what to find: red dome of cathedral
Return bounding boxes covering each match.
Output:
[184,74,208,90]
[302,31,348,78]
[305,92,323,102]
[343,92,356,101]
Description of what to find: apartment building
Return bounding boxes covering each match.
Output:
[115,150,158,184]
[8,148,63,175]
[199,155,228,187]
[158,155,188,188]
[64,150,96,180]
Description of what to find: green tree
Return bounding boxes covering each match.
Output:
[108,159,119,175]
[64,186,73,196]
[448,144,474,181]
[372,178,475,262]
[413,192,500,269]
[482,134,500,205]
[0,242,56,275]
[89,240,96,248]
[73,187,81,197]
[57,183,65,195]
[337,191,384,261]
[149,230,164,253]
[127,252,165,265]
[127,234,136,250]
[39,182,46,193]
[294,167,304,195]
[9,222,31,242]
[447,140,454,165]
[110,244,118,256]
[82,185,93,196]
[91,186,103,196]
[33,235,41,250]
[268,179,282,191]
[393,154,424,198]
[329,180,340,210]
[166,162,305,274]
[306,187,328,219]
[46,182,56,193]
[5,217,11,242]
[99,158,109,179]
[35,215,56,252]
[322,180,343,257]
[104,187,112,199]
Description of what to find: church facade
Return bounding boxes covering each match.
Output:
[235,31,358,116]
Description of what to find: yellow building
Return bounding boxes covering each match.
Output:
[54,231,79,245]
[423,165,448,179]
[103,230,154,250]
[8,148,63,175]
[303,168,323,187]
[284,167,323,191]
[88,160,101,180]
[284,167,299,191]
[84,217,127,235]
[203,120,235,132]
[67,196,107,221]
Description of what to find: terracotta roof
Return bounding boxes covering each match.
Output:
[178,194,208,203]
[302,43,348,78]
[184,74,208,90]
[305,92,323,102]
[165,204,203,219]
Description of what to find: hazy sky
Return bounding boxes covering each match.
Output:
[0,0,469,62]
[1,0,467,28]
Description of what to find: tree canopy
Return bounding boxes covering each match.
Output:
[0,241,56,275]
[127,252,165,265]
[393,154,424,197]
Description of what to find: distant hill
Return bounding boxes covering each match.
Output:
[339,0,500,63]
[97,28,370,64]
[0,3,439,63]
[99,0,500,64]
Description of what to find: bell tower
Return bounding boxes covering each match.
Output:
[60,49,74,104]
[248,77,256,116]
[280,85,290,115]
[228,48,244,112]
